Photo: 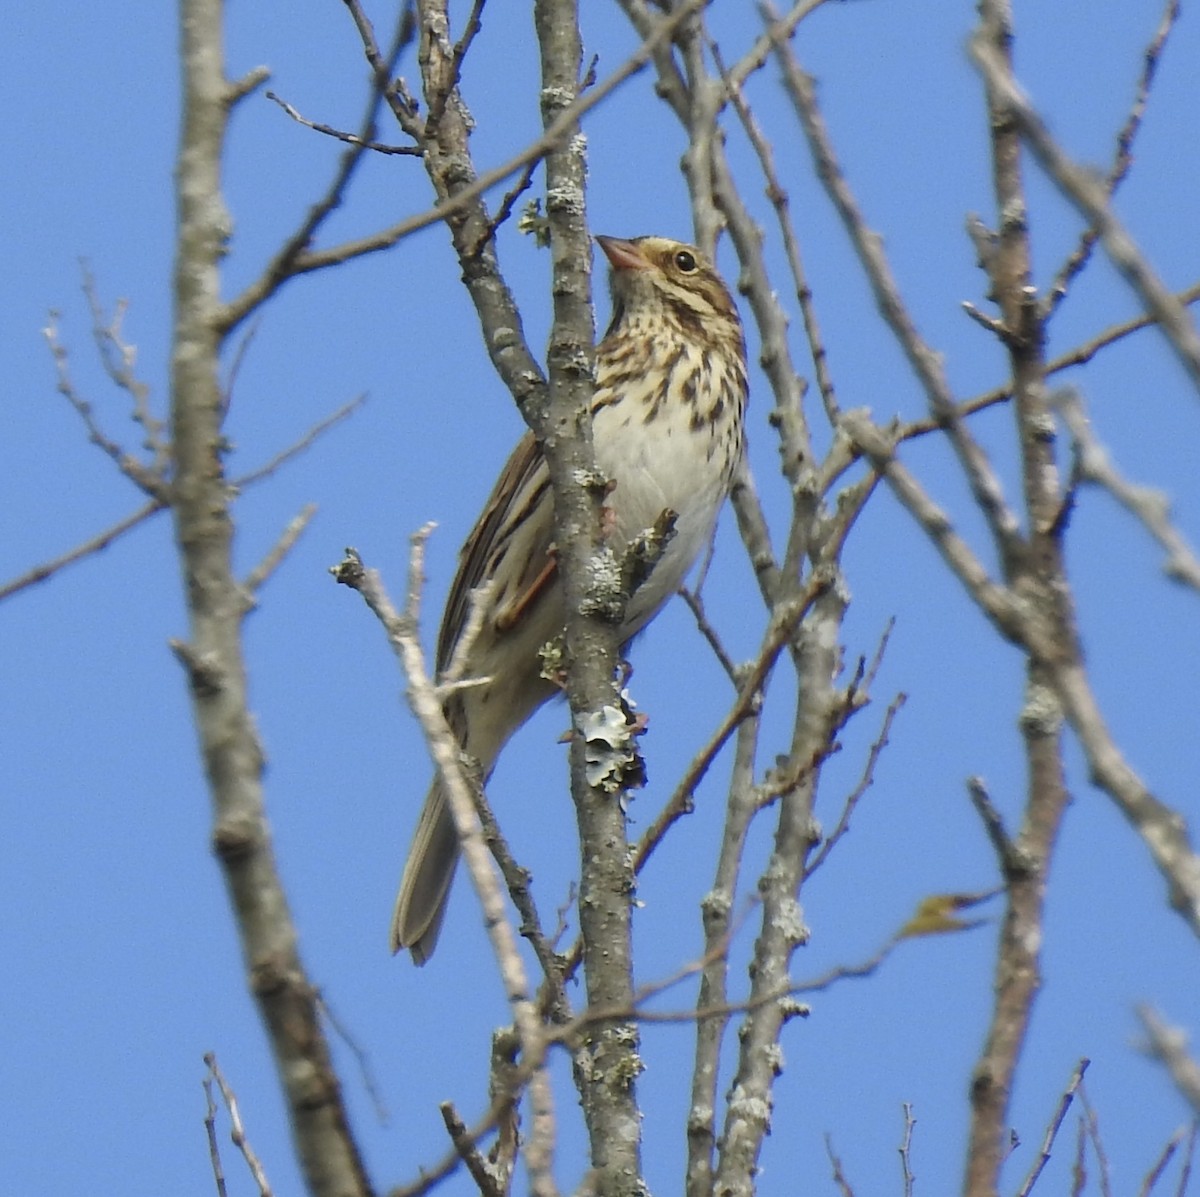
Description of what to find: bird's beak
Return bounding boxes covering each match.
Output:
[596,235,649,272]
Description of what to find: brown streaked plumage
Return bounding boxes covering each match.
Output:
[391,235,747,963]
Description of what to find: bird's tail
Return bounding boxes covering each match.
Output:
[390,777,459,964]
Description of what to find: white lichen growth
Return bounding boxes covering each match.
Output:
[578,704,638,792]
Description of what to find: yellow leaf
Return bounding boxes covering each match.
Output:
[895,890,998,940]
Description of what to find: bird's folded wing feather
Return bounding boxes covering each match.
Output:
[436,429,558,671]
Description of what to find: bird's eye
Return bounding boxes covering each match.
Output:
[674,250,697,273]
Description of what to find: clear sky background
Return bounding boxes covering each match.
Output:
[3,2,1199,1194]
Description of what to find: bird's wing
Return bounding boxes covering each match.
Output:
[436,429,558,671]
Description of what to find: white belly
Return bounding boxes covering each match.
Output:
[593,375,736,638]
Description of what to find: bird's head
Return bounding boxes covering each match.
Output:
[596,235,742,348]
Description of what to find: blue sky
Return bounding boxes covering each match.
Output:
[4,2,1199,1194]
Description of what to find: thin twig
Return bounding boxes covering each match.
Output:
[332,542,558,1183]
[1137,1005,1200,1114]
[1077,1080,1115,1197]
[387,1098,522,1197]
[450,0,488,78]
[546,909,762,1035]
[472,157,541,257]
[711,38,839,424]
[899,1104,916,1197]
[1139,1125,1188,1197]
[440,1101,504,1197]
[241,504,318,602]
[825,1134,857,1197]
[767,14,1026,575]
[687,715,760,1197]
[81,264,170,471]
[895,280,1200,448]
[42,311,167,498]
[1072,1115,1088,1197]
[204,1053,274,1197]
[1052,654,1200,939]
[4,393,364,607]
[218,8,416,334]
[839,412,1026,645]
[0,498,167,604]
[1044,0,1182,315]
[678,586,740,682]
[438,579,495,689]
[962,300,1009,338]
[805,692,905,877]
[203,1072,230,1197]
[862,616,895,691]
[232,395,366,489]
[1015,1059,1089,1197]
[265,90,420,154]
[725,0,830,91]
[463,746,570,1015]
[966,775,1022,877]
[634,573,830,871]
[219,0,708,333]
[221,316,262,419]
[315,994,390,1125]
[1174,1122,1198,1197]
[227,65,271,107]
[786,903,990,997]
[971,34,1200,394]
[1051,387,1200,594]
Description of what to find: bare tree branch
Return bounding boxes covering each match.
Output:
[636,571,831,873]
[970,33,1200,394]
[1055,657,1200,937]
[963,8,1077,1192]
[218,0,707,334]
[711,37,840,426]
[840,413,1025,643]
[43,309,168,499]
[218,9,416,334]
[333,541,558,1196]
[1042,0,1182,315]
[767,15,1027,578]
[171,5,371,1193]
[81,264,171,473]
[440,1100,507,1197]
[1138,1006,1200,1115]
[895,280,1200,450]
[1052,387,1200,593]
